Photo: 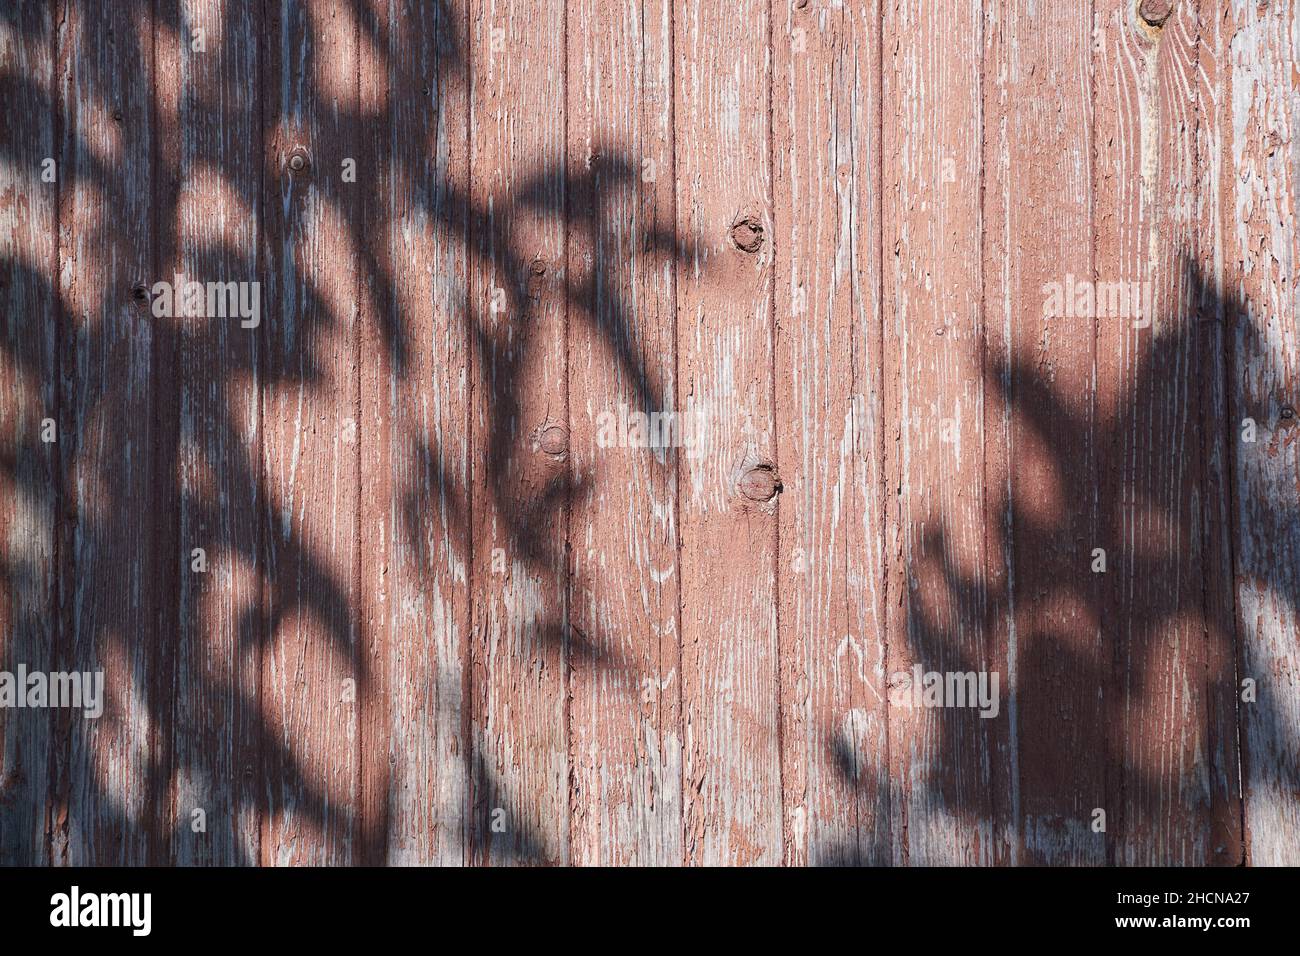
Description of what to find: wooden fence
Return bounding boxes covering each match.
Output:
[1,0,1297,866]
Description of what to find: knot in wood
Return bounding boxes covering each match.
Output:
[739,464,781,502]
[539,425,568,456]
[730,216,764,253]
[1138,0,1175,26]
[528,259,549,300]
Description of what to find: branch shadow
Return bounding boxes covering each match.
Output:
[819,256,1297,866]
[1,0,691,866]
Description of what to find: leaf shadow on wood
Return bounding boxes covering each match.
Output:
[1,0,695,866]
[818,255,1297,866]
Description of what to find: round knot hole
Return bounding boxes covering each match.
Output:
[731,217,765,253]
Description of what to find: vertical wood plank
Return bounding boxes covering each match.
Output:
[156,0,263,867]
[882,0,1004,865]
[982,0,1102,864]
[1222,0,1300,867]
[0,0,58,865]
[1192,0,1249,869]
[565,0,682,865]
[4,0,1289,874]
[468,0,571,865]
[261,0,360,866]
[55,0,166,865]
[674,0,782,866]
[1093,0,1239,864]
[773,0,889,866]
[358,0,472,866]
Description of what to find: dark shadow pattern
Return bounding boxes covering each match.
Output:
[0,0,688,865]
[3,3,1292,868]
[819,259,1297,866]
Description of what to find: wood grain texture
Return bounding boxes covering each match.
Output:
[983,0,1102,865]
[160,0,263,867]
[0,0,58,865]
[773,0,888,867]
[55,0,167,865]
[675,0,782,866]
[357,0,472,866]
[1192,0,1250,870]
[565,0,682,866]
[882,0,1005,866]
[467,0,571,866]
[1094,0,1239,865]
[1222,0,1300,867]
[1,0,1297,868]
[260,0,360,866]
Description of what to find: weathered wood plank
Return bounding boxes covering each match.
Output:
[6,0,1295,871]
[1093,0,1239,865]
[565,0,682,866]
[54,0,168,865]
[156,0,264,867]
[0,0,58,866]
[773,0,889,866]
[1191,0,1250,868]
[467,0,571,865]
[357,0,472,866]
[982,0,1102,864]
[1221,0,1300,867]
[882,0,1004,865]
[260,0,360,866]
[674,0,781,866]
